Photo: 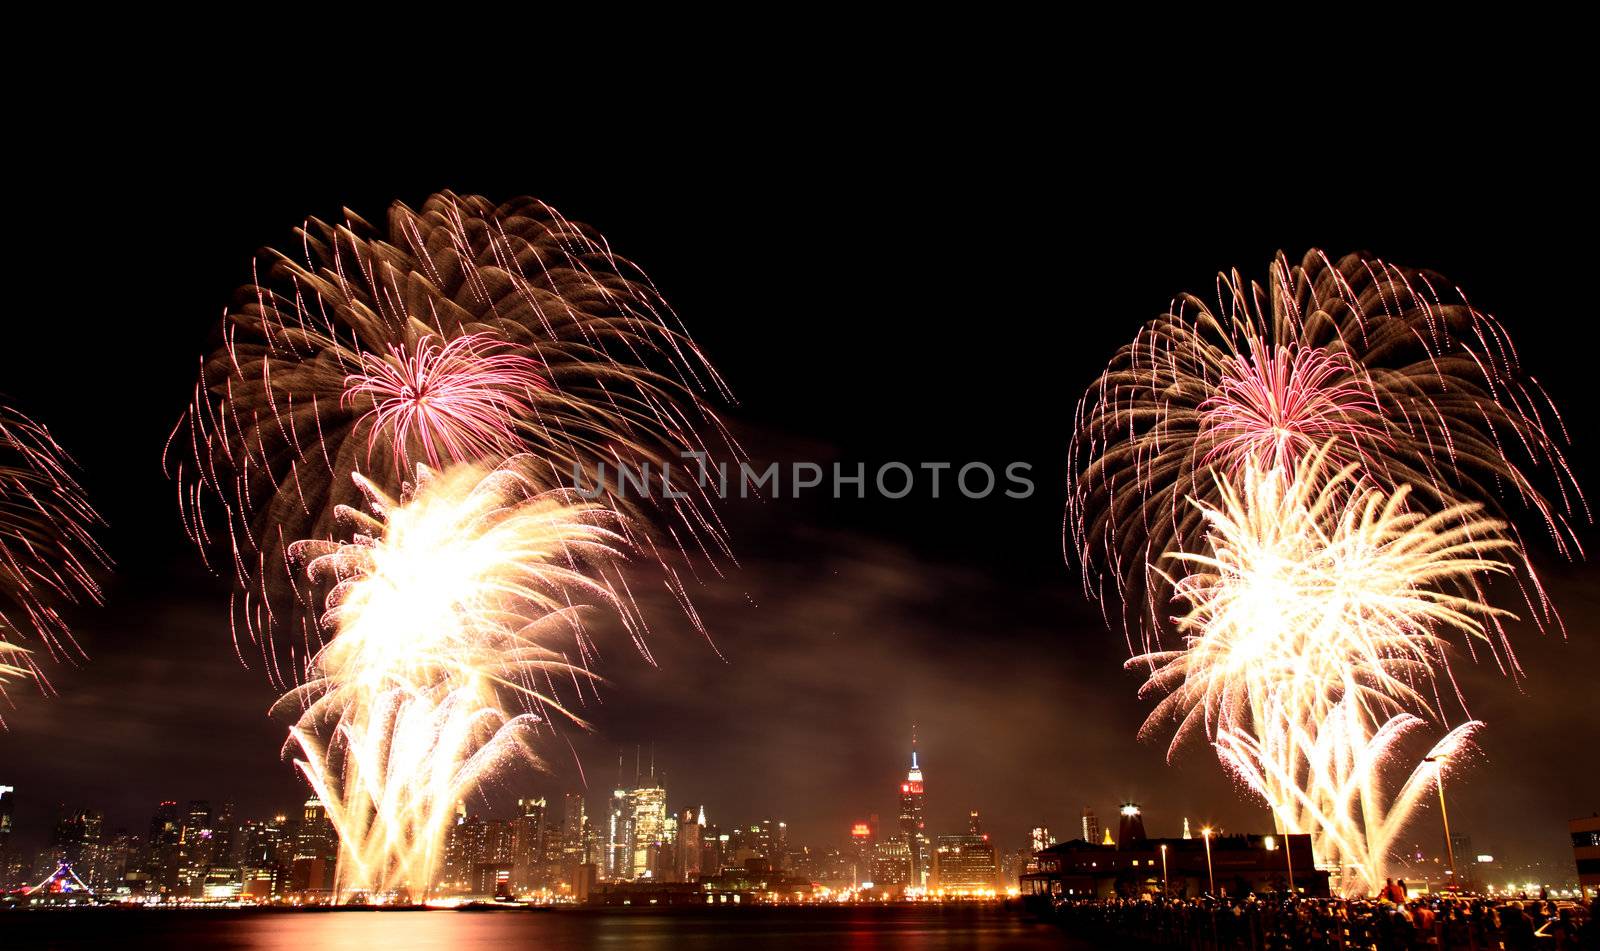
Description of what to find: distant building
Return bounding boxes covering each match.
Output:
[699,821,724,876]
[755,818,786,871]
[898,735,929,887]
[849,820,875,886]
[144,801,182,893]
[1029,826,1054,853]
[291,798,335,898]
[559,793,589,892]
[0,785,15,887]
[932,813,999,894]
[175,800,214,896]
[234,813,292,897]
[510,797,549,893]
[473,861,515,899]
[872,834,913,889]
[676,808,703,882]
[85,828,139,892]
[37,807,102,880]
[1572,814,1600,901]
[438,807,482,895]
[606,787,631,881]
[1081,808,1100,847]
[628,784,667,880]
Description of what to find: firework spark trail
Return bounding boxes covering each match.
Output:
[1131,446,1513,894]
[277,458,631,900]
[0,403,111,696]
[1068,250,1585,657]
[167,193,740,689]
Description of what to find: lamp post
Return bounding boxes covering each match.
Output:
[1424,754,1459,890]
[1201,827,1215,896]
[1160,844,1169,898]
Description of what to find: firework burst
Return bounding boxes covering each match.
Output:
[1069,250,1584,654]
[278,457,632,900]
[1133,446,1513,894]
[343,332,546,473]
[169,192,737,687]
[0,404,110,692]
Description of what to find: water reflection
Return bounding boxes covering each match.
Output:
[4,905,1075,950]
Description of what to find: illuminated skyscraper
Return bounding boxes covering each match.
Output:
[872,834,913,888]
[1029,826,1054,852]
[850,820,875,886]
[40,806,102,878]
[934,834,998,892]
[676,808,702,882]
[291,797,335,897]
[560,792,587,891]
[175,800,214,896]
[755,818,787,870]
[0,786,16,887]
[699,819,724,875]
[511,797,547,893]
[628,784,667,880]
[1081,807,1099,846]
[86,827,138,891]
[144,801,182,892]
[606,788,631,881]
[898,732,929,887]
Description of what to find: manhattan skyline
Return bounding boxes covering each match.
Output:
[1,150,1596,885]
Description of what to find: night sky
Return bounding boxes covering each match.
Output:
[3,118,1595,874]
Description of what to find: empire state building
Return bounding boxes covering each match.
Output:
[898,733,929,888]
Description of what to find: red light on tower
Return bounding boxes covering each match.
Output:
[851,823,872,838]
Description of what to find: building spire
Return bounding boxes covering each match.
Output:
[911,723,919,770]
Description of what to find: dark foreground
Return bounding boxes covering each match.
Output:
[0,904,1080,950]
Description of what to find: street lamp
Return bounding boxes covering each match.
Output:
[1201,827,1215,896]
[1423,754,1458,890]
[1159,844,1168,897]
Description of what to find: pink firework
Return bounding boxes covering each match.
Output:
[168,192,739,688]
[0,403,110,691]
[1067,250,1587,655]
[1200,338,1388,474]
[345,333,547,473]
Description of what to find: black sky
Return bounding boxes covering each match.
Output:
[2,105,1595,873]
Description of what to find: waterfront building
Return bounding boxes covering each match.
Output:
[1022,831,1327,900]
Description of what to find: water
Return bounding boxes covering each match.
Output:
[2,904,1084,949]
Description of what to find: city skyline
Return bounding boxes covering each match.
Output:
[1,148,1596,904]
[5,727,1586,901]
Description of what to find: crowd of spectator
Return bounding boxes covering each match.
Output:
[1048,890,1597,949]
